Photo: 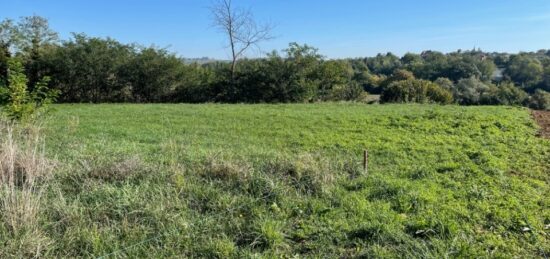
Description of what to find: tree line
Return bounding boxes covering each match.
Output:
[1,16,549,109]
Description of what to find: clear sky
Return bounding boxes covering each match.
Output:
[2,0,550,59]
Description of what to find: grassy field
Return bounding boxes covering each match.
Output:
[2,103,549,257]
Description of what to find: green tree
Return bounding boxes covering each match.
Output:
[120,47,187,102]
[381,79,452,104]
[366,53,402,75]
[43,34,134,102]
[379,69,415,91]
[528,89,550,110]
[434,77,454,91]
[506,54,544,89]
[541,65,550,92]
[16,16,59,89]
[401,53,423,66]
[414,51,448,80]
[0,19,20,86]
[173,63,218,103]
[283,43,323,101]
[477,59,497,82]
[349,59,376,92]
[454,77,491,105]
[445,54,482,82]
[484,81,528,105]
[15,16,58,56]
[316,60,358,101]
[227,44,321,103]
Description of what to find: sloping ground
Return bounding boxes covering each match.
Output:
[3,104,548,258]
[533,110,550,139]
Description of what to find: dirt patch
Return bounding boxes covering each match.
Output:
[532,110,550,139]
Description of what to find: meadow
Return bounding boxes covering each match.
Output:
[1,103,549,257]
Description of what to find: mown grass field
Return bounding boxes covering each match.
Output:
[4,103,549,257]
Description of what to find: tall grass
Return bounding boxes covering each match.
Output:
[0,121,54,257]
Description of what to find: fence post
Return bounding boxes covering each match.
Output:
[363,150,368,176]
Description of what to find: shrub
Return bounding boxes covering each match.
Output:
[483,81,528,105]
[505,54,544,89]
[42,34,133,103]
[391,69,415,81]
[378,69,415,90]
[120,47,189,102]
[528,89,550,110]
[381,79,453,104]
[0,59,58,120]
[453,77,491,105]
[317,60,363,101]
[0,83,8,105]
[434,77,454,91]
[324,81,364,101]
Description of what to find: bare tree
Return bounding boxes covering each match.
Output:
[210,0,273,79]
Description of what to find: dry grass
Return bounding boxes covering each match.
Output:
[201,153,253,181]
[82,155,144,182]
[0,122,54,257]
[265,153,335,195]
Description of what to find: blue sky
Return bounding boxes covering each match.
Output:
[3,0,550,59]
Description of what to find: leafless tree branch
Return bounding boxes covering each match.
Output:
[210,0,274,79]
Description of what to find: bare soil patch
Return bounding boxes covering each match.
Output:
[532,110,550,139]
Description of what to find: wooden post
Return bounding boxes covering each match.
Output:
[363,150,368,176]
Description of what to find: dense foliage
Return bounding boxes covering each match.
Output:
[1,16,550,109]
[0,58,58,120]
[381,79,452,104]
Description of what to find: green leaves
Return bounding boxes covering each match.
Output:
[381,79,453,104]
[528,89,550,110]
[0,58,57,120]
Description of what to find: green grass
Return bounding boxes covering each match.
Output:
[5,103,550,257]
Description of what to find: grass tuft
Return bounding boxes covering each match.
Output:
[83,155,145,182]
[0,122,54,257]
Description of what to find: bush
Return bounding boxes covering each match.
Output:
[0,83,8,105]
[381,79,453,104]
[42,34,134,102]
[379,69,415,90]
[0,59,58,120]
[434,77,454,91]
[483,81,528,106]
[120,47,188,102]
[317,60,362,101]
[324,81,364,101]
[214,45,366,103]
[173,64,219,103]
[453,77,491,105]
[505,54,544,89]
[527,89,550,110]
